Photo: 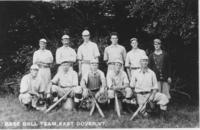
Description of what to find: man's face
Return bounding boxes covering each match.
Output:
[131,40,138,49]
[114,62,122,72]
[62,63,71,72]
[62,38,70,46]
[154,42,161,50]
[90,63,98,72]
[30,69,38,78]
[110,35,118,44]
[82,35,90,42]
[39,42,46,50]
[140,59,148,68]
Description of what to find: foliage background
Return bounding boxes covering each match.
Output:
[0,0,198,103]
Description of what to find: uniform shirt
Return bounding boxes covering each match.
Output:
[107,70,129,88]
[51,68,78,87]
[77,41,100,61]
[56,46,76,64]
[125,48,146,68]
[33,49,53,64]
[20,74,42,94]
[104,44,126,64]
[130,68,158,92]
[81,69,106,86]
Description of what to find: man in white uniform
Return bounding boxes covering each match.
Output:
[50,61,83,110]
[125,37,147,80]
[130,55,169,118]
[19,64,43,110]
[56,35,76,71]
[77,30,100,78]
[104,32,126,76]
[33,38,53,98]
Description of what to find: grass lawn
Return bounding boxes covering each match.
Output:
[0,95,199,128]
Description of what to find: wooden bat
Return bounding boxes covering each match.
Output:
[130,93,152,120]
[88,90,105,118]
[115,93,121,117]
[45,89,72,113]
[89,101,95,116]
[94,99,105,118]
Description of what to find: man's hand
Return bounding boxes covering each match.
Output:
[149,90,157,101]
[167,77,172,84]
[95,92,100,99]
[47,93,51,98]
[149,94,155,101]
[82,88,88,99]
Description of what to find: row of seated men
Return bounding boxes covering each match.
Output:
[19,55,169,119]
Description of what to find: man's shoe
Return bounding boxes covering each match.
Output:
[142,112,150,118]
[53,97,59,103]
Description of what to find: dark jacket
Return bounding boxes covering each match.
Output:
[148,50,172,81]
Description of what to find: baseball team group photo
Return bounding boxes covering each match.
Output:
[0,0,198,128]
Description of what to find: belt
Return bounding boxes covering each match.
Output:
[81,60,90,64]
[38,64,50,68]
[60,85,73,89]
[137,91,150,95]
[130,67,140,70]
[108,62,115,65]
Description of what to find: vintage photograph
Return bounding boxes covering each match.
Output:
[0,0,198,128]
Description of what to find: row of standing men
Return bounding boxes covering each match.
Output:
[19,30,171,117]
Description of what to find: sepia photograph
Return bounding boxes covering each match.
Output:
[0,0,198,128]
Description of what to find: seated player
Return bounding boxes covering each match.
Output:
[50,60,83,110]
[107,59,133,111]
[130,55,169,119]
[19,64,45,111]
[80,59,107,108]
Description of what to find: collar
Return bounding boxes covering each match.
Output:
[39,49,46,51]
[154,50,163,55]
[63,67,72,75]
[29,74,37,80]
[110,44,119,47]
[62,45,70,49]
[139,68,149,73]
[83,41,91,45]
[131,48,139,52]
[91,70,99,74]
[113,70,122,76]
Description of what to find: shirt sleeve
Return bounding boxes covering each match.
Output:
[47,51,54,63]
[72,71,78,86]
[142,50,146,56]
[123,72,129,84]
[125,53,130,67]
[99,71,106,87]
[33,51,38,64]
[77,46,82,60]
[130,72,136,88]
[151,71,158,90]
[81,72,89,84]
[94,43,100,58]
[72,49,77,62]
[20,76,29,93]
[148,53,154,69]
[51,73,59,84]
[56,48,61,64]
[122,47,127,63]
[103,47,108,61]
[106,72,112,88]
